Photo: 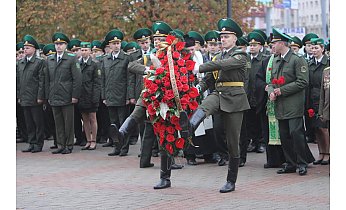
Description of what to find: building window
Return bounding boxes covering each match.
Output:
[310,1,313,8]
[311,15,314,22]
[315,0,319,7]
[316,15,319,22]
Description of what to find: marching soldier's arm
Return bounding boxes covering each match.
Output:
[126,58,135,100]
[37,59,46,101]
[198,72,214,93]
[128,58,146,75]
[199,53,247,73]
[92,63,102,104]
[280,57,309,97]
[71,57,82,99]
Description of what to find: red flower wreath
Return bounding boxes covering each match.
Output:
[141,34,199,156]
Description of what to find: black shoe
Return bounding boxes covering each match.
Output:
[239,160,245,167]
[218,158,226,166]
[171,163,184,169]
[298,167,307,175]
[247,144,256,152]
[61,148,72,154]
[256,145,265,153]
[219,181,235,193]
[187,159,197,166]
[321,159,330,165]
[22,145,34,152]
[31,147,42,153]
[50,145,58,149]
[264,163,281,168]
[81,143,91,150]
[79,141,87,147]
[108,149,120,156]
[52,148,65,154]
[140,163,154,168]
[313,159,323,165]
[277,166,296,174]
[102,142,114,147]
[153,179,171,189]
[88,141,97,150]
[119,151,128,156]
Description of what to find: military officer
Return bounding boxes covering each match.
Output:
[302,33,319,61]
[269,28,313,175]
[289,36,303,55]
[91,40,104,60]
[46,32,82,154]
[101,29,135,156]
[236,36,249,53]
[252,29,271,56]
[181,18,250,193]
[17,35,46,153]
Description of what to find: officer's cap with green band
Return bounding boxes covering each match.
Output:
[248,31,266,45]
[271,28,292,43]
[52,32,70,44]
[105,29,124,44]
[252,29,267,41]
[39,43,45,51]
[67,39,81,51]
[310,38,324,46]
[17,42,24,51]
[188,31,205,46]
[290,36,303,48]
[236,36,249,47]
[217,18,243,38]
[123,41,141,53]
[43,43,56,56]
[302,33,319,46]
[80,42,91,49]
[121,41,128,49]
[152,21,172,37]
[133,28,152,41]
[91,40,102,51]
[204,30,219,44]
[23,34,40,49]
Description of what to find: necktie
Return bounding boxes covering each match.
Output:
[221,51,227,59]
[57,56,61,63]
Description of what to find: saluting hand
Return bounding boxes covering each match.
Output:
[72,98,78,103]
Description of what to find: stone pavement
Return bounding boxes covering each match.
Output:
[16,141,329,210]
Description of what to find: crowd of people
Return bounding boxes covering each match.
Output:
[16,18,330,192]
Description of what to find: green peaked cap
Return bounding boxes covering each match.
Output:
[204,30,220,43]
[105,29,124,44]
[16,42,24,51]
[188,31,205,46]
[121,41,128,49]
[217,18,243,38]
[123,41,140,52]
[252,29,267,40]
[52,32,70,44]
[302,33,319,45]
[67,39,81,51]
[39,43,45,51]
[91,40,102,51]
[271,28,292,43]
[152,21,172,37]
[290,36,303,48]
[310,38,324,45]
[80,42,91,48]
[43,43,56,56]
[236,36,249,46]
[23,34,39,49]
[248,32,266,45]
[133,28,152,41]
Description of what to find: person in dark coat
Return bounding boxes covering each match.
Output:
[78,42,101,150]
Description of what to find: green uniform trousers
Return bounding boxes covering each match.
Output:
[52,104,75,149]
[199,94,243,158]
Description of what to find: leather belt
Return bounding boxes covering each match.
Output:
[216,82,244,87]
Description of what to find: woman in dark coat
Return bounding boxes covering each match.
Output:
[78,42,101,150]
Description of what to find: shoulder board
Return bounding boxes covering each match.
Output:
[232,50,247,56]
[67,53,76,56]
[324,66,330,71]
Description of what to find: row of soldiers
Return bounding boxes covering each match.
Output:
[16,18,330,191]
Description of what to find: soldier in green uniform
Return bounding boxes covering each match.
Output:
[17,35,46,153]
[269,28,313,175]
[289,36,303,55]
[46,32,82,154]
[236,36,249,53]
[252,29,271,56]
[101,29,135,156]
[181,18,250,193]
[302,33,319,61]
[91,40,104,60]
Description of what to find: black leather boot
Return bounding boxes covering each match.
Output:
[154,152,172,189]
[180,109,206,139]
[220,157,239,193]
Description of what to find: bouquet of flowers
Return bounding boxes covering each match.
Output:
[141,34,199,156]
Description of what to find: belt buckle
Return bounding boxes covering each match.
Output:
[218,82,223,87]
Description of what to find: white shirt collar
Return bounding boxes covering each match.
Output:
[315,55,323,63]
[281,48,290,59]
[26,55,33,62]
[83,56,90,63]
[112,51,120,58]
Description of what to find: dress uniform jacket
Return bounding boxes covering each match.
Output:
[17,54,45,106]
[78,58,101,110]
[101,50,134,106]
[46,53,82,106]
[307,55,330,111]
[199,46,250,113]
[270,49,309,120]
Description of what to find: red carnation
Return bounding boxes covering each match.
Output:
[142,91,150,99]
[176,42,185,51]
[170,115,179,125]
[182,53,191,61]
[157,51,165,59]
[159,137,164,146]
[175,124,182,130]
[175,138,185,149]
[166,143,173,154]
[278,76,286,85]
[151,96,157,101]
[165,89,175,100]
[147,104,156,116]
[188,100,199,110]
[166,35,176,45]
[180,97,189,105]
[148,83,158,94]
[188,87,199,98]
[180,76,188,84]
[308,108,315,118]
[189,74,195,82]
[155,79,162,85]
[166,126,175,134]
[186,60,195,71]
[272,78,278,85]
[164,81,171,88]
[155,67,165,75]
[177,59,185,67]
[166,134,175,142]
[173,51,180,59]
[182,84,189,92]
[144,79,153,88]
